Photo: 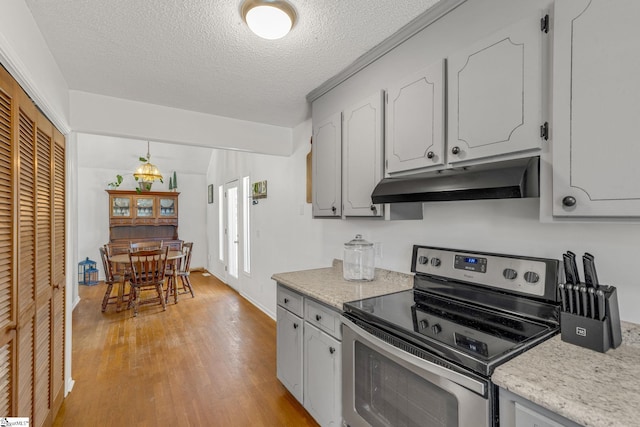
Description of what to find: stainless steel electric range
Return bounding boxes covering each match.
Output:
[341,245,561,427]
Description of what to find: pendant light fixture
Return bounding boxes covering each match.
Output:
[241,0,297,40]
[133,141,163,184]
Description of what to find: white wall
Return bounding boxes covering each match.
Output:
[70,90,293,156]
[0,0,70,132]
[77,133,210,280]
[207,119,640,324]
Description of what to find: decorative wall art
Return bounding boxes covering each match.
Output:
[252,180,267,200]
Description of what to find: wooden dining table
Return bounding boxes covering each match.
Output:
[109,250,185,311]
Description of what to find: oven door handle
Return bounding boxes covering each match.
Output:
[342,317,486,397]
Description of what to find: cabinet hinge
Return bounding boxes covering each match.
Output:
[540,122,549,141]
[541,14,549,33]
[224,265,228,271]
[385,159,388,170]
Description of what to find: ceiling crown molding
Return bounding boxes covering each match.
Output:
[306,0,467,103]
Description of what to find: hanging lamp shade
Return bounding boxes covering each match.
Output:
[133,142,163,182]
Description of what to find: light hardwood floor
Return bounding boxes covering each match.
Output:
[53,272,319,426]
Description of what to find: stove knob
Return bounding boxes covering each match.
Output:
[524,271,540,283]
[430,257,441,267]
[431,324,442,335]
[418,256,429,265]
[502,268,518,280]
[419,319,429,330]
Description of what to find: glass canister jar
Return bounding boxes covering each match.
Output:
[343,234,375,281]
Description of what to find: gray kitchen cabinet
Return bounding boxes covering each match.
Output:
[312,112,342,217]
[500,387,582,427]
[303,324,341,427]
[552,0,640,217]
[303,297,342,427]
[276,284,342,426]
[447,11,546,165]
[385,60,445,175]
[276,287,304,403]
[342,91,384,217]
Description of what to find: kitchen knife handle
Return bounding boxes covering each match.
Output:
[567,284,575,314]
[559,283,567,312]
[580,285,589,318]
[597,289,606,321]
[588,287,597,319]
[567,251,581,284]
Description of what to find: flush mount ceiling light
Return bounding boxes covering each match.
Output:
[241,0,297,40]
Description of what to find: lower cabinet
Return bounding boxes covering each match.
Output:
[304,323,341,427]
[276,284,342,427]
[276,306,303,403]
[499,387,583,427]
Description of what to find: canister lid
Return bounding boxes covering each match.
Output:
[345,234,373,247]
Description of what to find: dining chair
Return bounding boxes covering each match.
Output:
[99,246,128,312]
[130,240,163,252]
[165,242,194,303]
[176,242,194,298]
[128,247,168,316]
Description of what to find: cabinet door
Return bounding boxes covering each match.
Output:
[276,307,303,403]
[158,196,177,218]
[343,91,384,217]
[448,12,545,164]
[552,0,640,217]
[110,195,132,218]
[386,60,445,174]
[304,323,341,427]
[134,195,155,219]
[312,112,342,217]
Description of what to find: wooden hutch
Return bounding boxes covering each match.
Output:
[107,190,180,243]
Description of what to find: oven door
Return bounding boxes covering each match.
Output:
[342,318,491,427]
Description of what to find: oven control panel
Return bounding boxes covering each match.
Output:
[413,246,553,298]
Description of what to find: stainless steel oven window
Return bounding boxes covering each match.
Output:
[354,341,458,427]
[342,320,491,427]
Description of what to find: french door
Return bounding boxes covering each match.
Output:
[224,180,239,290]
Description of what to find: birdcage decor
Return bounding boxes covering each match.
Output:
[78,257,99,286]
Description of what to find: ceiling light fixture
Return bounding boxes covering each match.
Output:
[241,0,297,40]
[133,141,163,183]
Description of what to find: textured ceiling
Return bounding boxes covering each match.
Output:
[25,0,441,128]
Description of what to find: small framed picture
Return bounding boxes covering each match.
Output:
[208,184,214,204]
[252,180,267,199]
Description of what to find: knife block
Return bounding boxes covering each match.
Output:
[560,285,622,353]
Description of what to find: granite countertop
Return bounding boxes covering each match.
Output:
[271,259,413,310]
[493,321,640,427]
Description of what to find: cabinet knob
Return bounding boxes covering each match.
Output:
[331,206,337,213]
[451,146,460,155]
[329,347,335,354]
[562,196,577,207]
[427,151,435,159]
[293,323,298,329]
[283,298,289,304]
[315,314,322,321]
[370,205,376,212]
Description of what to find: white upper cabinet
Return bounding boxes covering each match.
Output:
[385,60,445,175]
[342,91,384,217]
[312,112,342,217]
[447,12,546,165]
[552,0,640,217]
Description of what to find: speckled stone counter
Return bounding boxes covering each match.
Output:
[493,321,640,427]
[271,259,413,310]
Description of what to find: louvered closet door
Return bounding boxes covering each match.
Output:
[34,111,53,427]
[51,129,65,416]
[0,64,65,426]
[0,65,17,417]
[16,90,36,421]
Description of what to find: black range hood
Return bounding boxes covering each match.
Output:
[371,156,539,204]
